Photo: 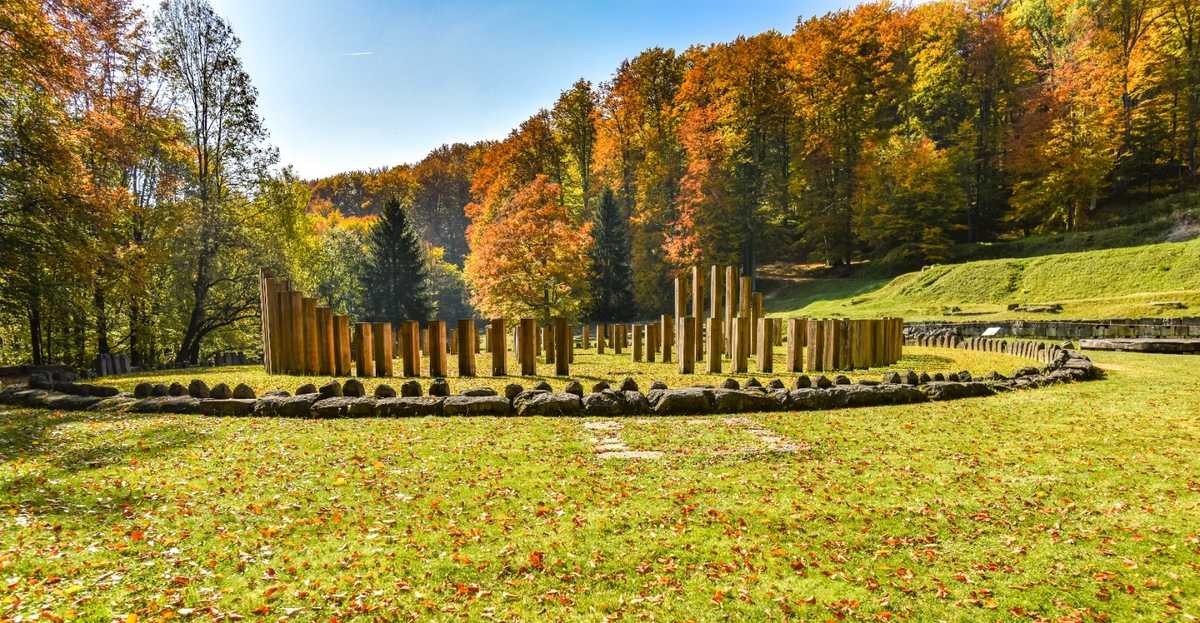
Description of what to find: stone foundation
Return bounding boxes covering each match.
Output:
[0,349,1104,418]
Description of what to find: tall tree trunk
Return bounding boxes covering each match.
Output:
[94,285,110,354]
[28,289,43,366]
[175,242,213,365]
[129,302,141,367]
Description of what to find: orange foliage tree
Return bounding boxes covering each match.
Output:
[464,175,593,321]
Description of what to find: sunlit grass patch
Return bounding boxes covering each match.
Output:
[2,350,1196,620]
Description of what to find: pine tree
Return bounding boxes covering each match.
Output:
[361,197,432,323]
[589,189,635,320]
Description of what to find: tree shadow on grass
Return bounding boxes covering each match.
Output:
[52,423,206,472]
[1,410,208,522]
[0,408,168,463]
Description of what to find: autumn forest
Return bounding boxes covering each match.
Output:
[3,0,1199,368]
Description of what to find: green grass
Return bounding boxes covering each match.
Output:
[93,346,1034,397]
[2,348,1198,621]
[768,238,1200,320]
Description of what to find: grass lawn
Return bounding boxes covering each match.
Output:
[766,238,1200,321]
[2,349,1198,621]
[91,346,1035,397]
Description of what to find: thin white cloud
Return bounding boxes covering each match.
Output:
[342,51,374,56]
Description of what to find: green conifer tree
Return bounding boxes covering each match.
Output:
[589,189,635,320]
[361,197,432,323]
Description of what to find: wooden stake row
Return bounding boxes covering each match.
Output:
[260,269,351,375]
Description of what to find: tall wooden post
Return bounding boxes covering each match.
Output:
[613,324,623,355]
[399,320,416,376]
[660,314,673,363]
[428,320,448,377]
[706,318,722,374]
[731,317,748,373]
[756,317,773,373]
[674,274,687,320]
[457,319,476,376]
[544,324,556,363]
[678,316,695,374]
[632,324,643,362]
[553,318,570,376]
[710,265,722,323]
[597,323,606,354]
[518,319,536,375]
[490,319,507,376]
[288,292,304,374]
[301,298,318,375]
[372,321,393,377]
[725,266,737,352]
[581,324,590,350]
[647,324,658,363]
[786,318,806,373]
[268,283,287,374]
[333,315,351,375]
[822,319,839,371]
[316,308,334,375]
[259,271,271,372]
[751,292,764,357]
[806,319,825,372]
[354,322,374,377]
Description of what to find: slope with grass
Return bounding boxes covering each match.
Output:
[768,237,1200,320]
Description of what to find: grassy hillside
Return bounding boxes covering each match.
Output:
[768,237,1200,320]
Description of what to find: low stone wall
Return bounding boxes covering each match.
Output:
[0,348,1103,418]
[904,334,1069,364]
[906,317,1200,339]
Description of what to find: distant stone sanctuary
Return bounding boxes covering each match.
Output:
[256,266,904,379]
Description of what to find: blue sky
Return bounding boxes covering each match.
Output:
[205,0,859,178]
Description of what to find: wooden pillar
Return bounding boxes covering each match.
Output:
[372,321,393,377]
[786,318,806,372]
[518,319,536,375]
[706,318,722,374]
[710,265,722,322]
[288,292,304,374]
[733,316,750,373]
[661,314,674,363]
[258,271,271,372]
[632,324,643,362]
[399,320,417,376]
[756,317,773,373]
[457,319,476,376]
[428,320,448,377]
[490,319,507,376]
[267,283,286,374]
[544,324,556,363]
[596,323,606,354]
[806,320,825,372]
[332,315,351,375]
[354,322,374,377]
[724,266,736,351]
[613,324,623,355]
[553,318,570,376]
[647,324,658,362]
[581,324,590,349]
[316,308,334,375]
[674,274,687,319]
[260,273,277,373]
[677,316,695,374]
[301,298,318,375]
